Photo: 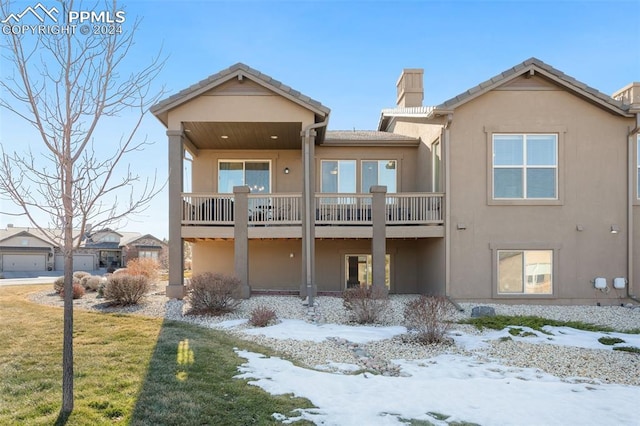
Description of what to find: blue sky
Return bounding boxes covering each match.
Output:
[1,0,639,240]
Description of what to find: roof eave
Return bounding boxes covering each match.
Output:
[150,65,330,127]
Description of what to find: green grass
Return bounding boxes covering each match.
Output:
[0,285,314,425]
[460,315,619,333]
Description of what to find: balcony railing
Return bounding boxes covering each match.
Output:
[181,192,444,226]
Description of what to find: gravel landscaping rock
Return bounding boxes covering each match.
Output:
[27,288,640,385]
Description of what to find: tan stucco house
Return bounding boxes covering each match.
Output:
[153,59,639,304]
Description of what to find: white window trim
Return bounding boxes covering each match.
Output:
[492,133,558,200]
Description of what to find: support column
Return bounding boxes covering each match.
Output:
[234,186,251,298]
[301,129,317,302]
[371,185,388,293]
[166,130,185,299]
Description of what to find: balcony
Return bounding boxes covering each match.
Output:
[181,192,444,239]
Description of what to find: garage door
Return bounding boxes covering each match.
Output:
[2,254,47,272]
[54,254,95,272]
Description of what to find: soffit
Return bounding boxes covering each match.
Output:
[183,122,303,150]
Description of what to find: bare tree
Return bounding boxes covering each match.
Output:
[0,0,164,415]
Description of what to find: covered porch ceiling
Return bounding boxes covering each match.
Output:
[182,121,304,150]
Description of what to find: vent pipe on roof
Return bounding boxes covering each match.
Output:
[396,68,424,108]
[7,224,13,228]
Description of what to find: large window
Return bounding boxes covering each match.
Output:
[218,161,270,194]
[493,134,557,199]
[321,160,356,193]
[361,160,397,193]
[497,250,552,295]
[345,254,390,289]
[637,136,639,199]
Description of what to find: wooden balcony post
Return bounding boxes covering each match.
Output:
[234,186,251,298]
[166,130,185,299]
[371,185,388,293]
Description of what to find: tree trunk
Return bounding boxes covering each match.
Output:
[61,163,74,414]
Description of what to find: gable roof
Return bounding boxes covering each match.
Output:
[151,62,331,126]
[119,233,166,247]
[0,229,56,247]
[379,57,633,130]
[437,57,632,116]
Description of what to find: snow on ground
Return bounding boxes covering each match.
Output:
[227,320,640,426]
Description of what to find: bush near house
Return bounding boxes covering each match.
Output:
[342,285,389,324]
[403,295,456,344]
[187,272,241,316]
[249,305,277,327]
[125,258,160,283]
[103,274,150,305]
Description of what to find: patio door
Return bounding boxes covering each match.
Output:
[344,254,390,289]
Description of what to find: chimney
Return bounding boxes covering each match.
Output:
[7,224,13,228]
[612,82,640,112]
[396,68,424,108]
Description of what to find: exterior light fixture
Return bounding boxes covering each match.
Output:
[270,135,278,139]
[284,167,290,174]
[220,135,229,139]
[611,225,620,234]
[576,225,584,231]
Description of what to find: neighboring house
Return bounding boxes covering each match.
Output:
[0,225,167,273]
[152,59,639,304]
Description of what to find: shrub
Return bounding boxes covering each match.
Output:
[73,271,91,280]
[53,276,80,294]
[80,275,102,292]
[187,272,241,315]
[103,274,150,305]
[342,285,389,324]
[249,305,277,327]
[60,283,85,300]
[125,258,160,283]
[403,295,456,344]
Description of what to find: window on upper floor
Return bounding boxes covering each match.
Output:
[218,160,270,194]
[138,250,158,260]
[361,160,397,193]
[492,134,557,199]
[497,249,553,295]
[321,160,356,193]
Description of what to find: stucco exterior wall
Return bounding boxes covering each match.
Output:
[386,121,443,192]
[167,94,316,131]
[192,238,436,293]
[447,88,634,303]
[191,149,303,193]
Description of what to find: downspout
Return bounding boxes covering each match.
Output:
[444,113,453,297]
[302,116,329,309]
[628,115,640,303]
